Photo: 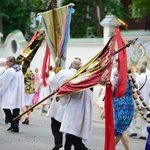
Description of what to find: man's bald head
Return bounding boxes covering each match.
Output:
[69,58,82,70]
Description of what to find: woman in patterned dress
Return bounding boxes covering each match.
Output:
[112,70,134,150]
[22,67,35,124]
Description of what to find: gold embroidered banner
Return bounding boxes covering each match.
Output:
[16,30,45,74]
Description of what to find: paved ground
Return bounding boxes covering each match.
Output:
[0,87,148,150]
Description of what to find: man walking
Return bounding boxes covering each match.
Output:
[0,56,24,132]
[48,58,88,150]
[50,58,93,150]
[136,65,150,140]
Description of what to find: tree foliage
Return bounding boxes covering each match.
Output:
[104,0,129,19]
[0,0,49,40]
[129,0,150,19]
[61,0,95,38]
[62,0,129,38]
[0,0,132,40]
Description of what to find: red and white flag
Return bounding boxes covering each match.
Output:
[41,43,50,86]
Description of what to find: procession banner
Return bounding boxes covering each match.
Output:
[16,30,45,74]
[56,36,116,96]
[40,4,74,69]
[115,27,127,98]
[56,36,116,150]
[41,43,50,86]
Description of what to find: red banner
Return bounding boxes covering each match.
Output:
[56,35,116,150]
[57,36,116,96]
[104,83,115,150]
[41,43,50,86]
[115,27,127,98]
[55,35,117,150]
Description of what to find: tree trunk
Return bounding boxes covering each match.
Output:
[0,6,3,42]
[98,0,107,37]
[91,1,102,37]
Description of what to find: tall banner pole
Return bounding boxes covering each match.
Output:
[51,0,59,71]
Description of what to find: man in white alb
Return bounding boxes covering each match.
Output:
[49,58,92,150]
[136,65,150,140]
[0,57,7,122]
[48,58,93,150]
[0,56,24,132]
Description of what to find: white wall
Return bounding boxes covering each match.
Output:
[31,39,103,71]
[65,40,103,68]
[0,31,103,72]
[0,30,26,58]
[1,30,150,72]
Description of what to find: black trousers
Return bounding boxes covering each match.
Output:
[66,134,87,150]
[51,117,63,149]
[64,133,74,150]
[51,117,78,150]
[3,108,20,130]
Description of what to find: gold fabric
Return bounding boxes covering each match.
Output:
[40,5,68,58]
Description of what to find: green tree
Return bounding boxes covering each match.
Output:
[129,0,150,19]
[62,0,128,38]
[0,0,130,40]
[0,0,49,41]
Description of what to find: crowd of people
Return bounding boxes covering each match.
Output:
[96,60,150,150]
[0,55,150,150]
[0,56,55,132]
[0,56,93,150]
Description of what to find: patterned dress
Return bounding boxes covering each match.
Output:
[23,70,35,106]
[113,78,134,137]
[24,70,35,94]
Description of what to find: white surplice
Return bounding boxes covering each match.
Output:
[0,67,24,109]
[0,67,6,118]
[136,73,150,107]
[146,68,150,77]
[0,67,6,103]
[136,72,150,137]
[47,69,77,122]
[60,89,93,141]
[47,68,93,141]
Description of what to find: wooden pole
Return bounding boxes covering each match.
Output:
[13,91,56,121]
[51,0,59,70]
[13,0,61,122]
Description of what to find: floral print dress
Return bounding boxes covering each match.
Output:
[113,78,134,137]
